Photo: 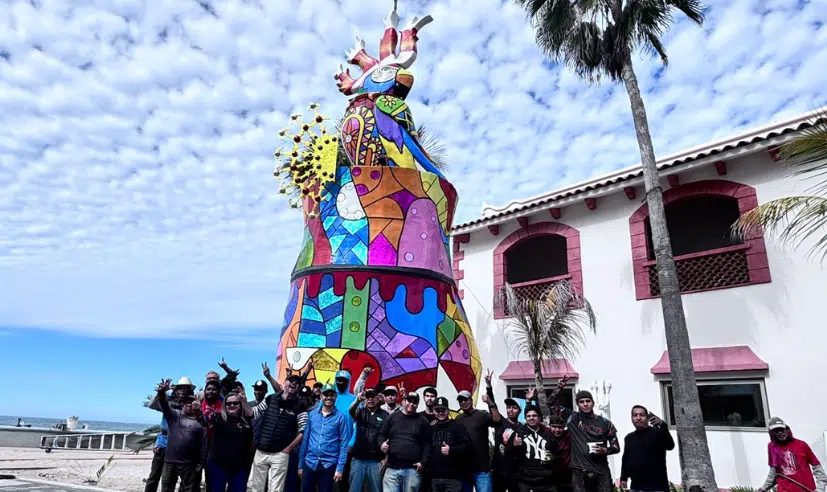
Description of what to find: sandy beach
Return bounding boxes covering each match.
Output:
[0,447,153,491]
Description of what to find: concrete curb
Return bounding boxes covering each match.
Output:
[4,477,122,491]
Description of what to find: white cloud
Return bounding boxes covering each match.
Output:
[0,0,826,338]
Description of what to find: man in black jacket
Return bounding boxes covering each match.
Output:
[349,387,390,492]
[509,406,555,492]
[567,390,620,492]
[378,392,430,492]
[619,406,674,492]
[456,370,502,492]
[493,397,523,492]
[423,397,471,492]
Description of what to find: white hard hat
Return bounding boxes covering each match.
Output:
[172,377,195,389]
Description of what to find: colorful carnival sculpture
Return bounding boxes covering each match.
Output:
[273,5,481,405]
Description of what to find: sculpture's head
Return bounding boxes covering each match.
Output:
[334,9,432,99]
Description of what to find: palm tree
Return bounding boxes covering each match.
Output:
[505,281,596,421]
[732,111,827,258]
[513,1,718,489]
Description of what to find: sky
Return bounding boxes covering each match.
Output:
[0,0,826,424]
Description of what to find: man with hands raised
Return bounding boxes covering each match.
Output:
[155,379,207,492]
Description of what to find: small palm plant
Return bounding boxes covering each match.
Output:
[505,281,596,421]
[732,110,827,259]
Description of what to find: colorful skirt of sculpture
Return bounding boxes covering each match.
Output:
[277,165,481,401]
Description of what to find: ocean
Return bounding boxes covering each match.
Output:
[0,415,153,433]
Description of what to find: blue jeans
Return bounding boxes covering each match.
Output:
[349,458,381,492]
[301,462,336,492]
[463,472,493,492]
[383,467,421,492]
[207,460,247,492]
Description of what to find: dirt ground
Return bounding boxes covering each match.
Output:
[0,447,153,492]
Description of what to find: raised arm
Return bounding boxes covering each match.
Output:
[354,366,372,395]
[155,379,174,421]
[300,360,314,386]
[217,358,240,396]
[757,468,777,492]
[483,370,501,423]
[350,392,364,419]
[261,362,283,394]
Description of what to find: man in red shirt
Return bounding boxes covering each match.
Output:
[757,417,827,492]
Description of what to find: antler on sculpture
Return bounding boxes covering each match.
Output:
[333,8,433,96]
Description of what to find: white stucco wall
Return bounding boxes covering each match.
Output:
[457,151,827,487]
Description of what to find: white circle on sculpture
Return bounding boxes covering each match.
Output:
[411,208,418,215]
[337,192,346,202]
[431,216,436,222]
[371,65,397,83]
[404,252,414,262]
[420,233,427,239]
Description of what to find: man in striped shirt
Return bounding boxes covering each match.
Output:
[247,370,310,492]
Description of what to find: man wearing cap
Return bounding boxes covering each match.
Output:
[757,417,827,492]
[567,390,619,492]
[247,366,311,492]
[145,377,195,492]
[492,395,524,492]
[548,415,572,492]
[299,383,352,492]
[619,406,674,492]
[508,405,556,492]
[423,396,472,492]
[349,387,390,492]
[379,392,430,492]
[382,385,402,413]
[456,369,502,492]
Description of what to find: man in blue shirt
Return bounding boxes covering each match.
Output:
[299,383,352,492]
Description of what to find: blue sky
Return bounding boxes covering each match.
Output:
[1,0,826,423]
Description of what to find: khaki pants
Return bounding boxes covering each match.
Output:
[249,450,290,492]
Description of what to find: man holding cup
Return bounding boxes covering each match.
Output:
[566,390,620,492]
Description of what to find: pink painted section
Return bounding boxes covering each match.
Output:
[650,345,769,374]
[499,359,579,381]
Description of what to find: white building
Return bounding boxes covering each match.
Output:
[450,109,827,488]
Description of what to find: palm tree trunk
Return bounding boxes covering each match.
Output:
[620,57,719,492]
[533,360,550,422]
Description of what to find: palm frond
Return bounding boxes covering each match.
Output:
[732,196,827,260]
[416,125,449,171]
[505,281,596,363]
[778,109,827,195]
[515,0,707,83]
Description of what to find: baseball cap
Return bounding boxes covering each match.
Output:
[768,417,787,430]
[383,385,398,395]
[253,380,268,390]
[457,390,472,400]
[286,373,302,383]
[322,383,338,395]
[504,398,520,408]
[364,388,377,397]
[434,397,449,409]
[405,392,420,403]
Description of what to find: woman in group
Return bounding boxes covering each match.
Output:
[205,391,254,492]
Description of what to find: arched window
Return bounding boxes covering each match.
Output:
[630,180,771,300]
[493,222,583,318]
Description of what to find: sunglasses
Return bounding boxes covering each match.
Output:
[457,397,469,403]
[226,401,241,407]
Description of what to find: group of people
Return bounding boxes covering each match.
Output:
[143,359,827,492]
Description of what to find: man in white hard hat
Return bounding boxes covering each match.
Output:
[144,377,195,492]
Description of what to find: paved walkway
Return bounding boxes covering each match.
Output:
[0,477,118,491]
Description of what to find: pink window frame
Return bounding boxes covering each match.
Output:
[493,221,583,319]
[629,179,771,300]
